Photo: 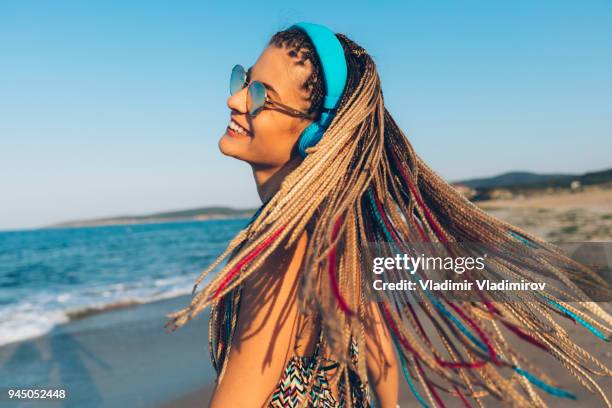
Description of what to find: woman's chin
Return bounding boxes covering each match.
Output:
[218,132,251,160]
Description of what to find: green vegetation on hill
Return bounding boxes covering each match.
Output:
[459,171,573,189]
[458,167,612,191]
[112,206,255,221]
[53,206,257,227]
[55,167,611,228]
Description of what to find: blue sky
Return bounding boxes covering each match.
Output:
[1,0,610,230]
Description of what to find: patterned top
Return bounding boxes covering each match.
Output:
[209,283,372,407]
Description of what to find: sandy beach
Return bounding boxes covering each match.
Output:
[160,188,612,407]
[0,295,215,407]
[478,188,612,241]
[157,310,612,408]
[1,189,611,407]
[2,292,609,408]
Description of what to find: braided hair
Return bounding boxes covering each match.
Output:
[169,26,612,407]
[269,29,370,120]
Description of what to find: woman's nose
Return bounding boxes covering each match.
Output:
[227,87,248,113]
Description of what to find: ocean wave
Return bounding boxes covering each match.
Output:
[0,306,69,347]
[0,274,207,347]
[0,219,241,348]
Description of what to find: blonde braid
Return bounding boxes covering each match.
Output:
[166,28,612,408]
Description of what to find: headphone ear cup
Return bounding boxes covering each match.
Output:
[297,123,324,157]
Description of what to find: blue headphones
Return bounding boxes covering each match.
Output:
[289,22,348,157]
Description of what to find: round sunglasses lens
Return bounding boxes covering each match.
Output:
[229,65,246,95]
[248,81,266,116]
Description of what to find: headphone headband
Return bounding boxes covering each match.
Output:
[288,22,348,157]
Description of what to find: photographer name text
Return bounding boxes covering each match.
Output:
[372,279,546,291]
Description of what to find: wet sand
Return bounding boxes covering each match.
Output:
[0,295,215,408]
[3,188,610,407]
[1,285,609,407]
[158,309,612,408]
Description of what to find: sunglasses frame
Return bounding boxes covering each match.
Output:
[230,64,315,119]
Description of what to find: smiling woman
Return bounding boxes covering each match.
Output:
[167,21,612,408]
[219,45,316,170]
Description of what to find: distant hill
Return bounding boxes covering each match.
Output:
[52,206,257,228]
[457,167,612,190]
[457,171,573,189]
[578,168,612,185]
[52,167,611,228]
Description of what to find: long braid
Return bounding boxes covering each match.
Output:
[167,27,612,407]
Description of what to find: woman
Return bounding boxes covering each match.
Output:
[167,22,612,407]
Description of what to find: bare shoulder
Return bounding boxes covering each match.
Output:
[208,231,309,407]
[239,230,308,324]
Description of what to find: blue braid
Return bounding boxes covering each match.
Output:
[389,328,430,408]
[369,190,580,401]
[508,230,538,248]
[367,189,395,243]
[509,230,609,342]
[545,297,610,342]
[512,367,577,399]
[367,188,494,355]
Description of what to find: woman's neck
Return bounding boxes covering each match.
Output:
[252,157,301,203]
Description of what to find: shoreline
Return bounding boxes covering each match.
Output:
[2,187,611,406]
[1,286,610,407]
[0,295,216,407]
[0,282,201,348]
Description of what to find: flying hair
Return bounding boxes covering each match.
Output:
[167,27,612,407]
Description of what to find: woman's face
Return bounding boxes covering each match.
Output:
[218,45,314,168]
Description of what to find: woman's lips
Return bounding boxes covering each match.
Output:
[226,126,251,138]
[227,119,252,137]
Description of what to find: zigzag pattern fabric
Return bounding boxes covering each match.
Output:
[209,281,371,407]
[267,334,371,407]
[268,352,338,407]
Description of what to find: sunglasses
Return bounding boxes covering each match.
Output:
[229,64,314,119]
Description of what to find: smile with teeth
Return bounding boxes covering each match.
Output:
[228,119,250,135]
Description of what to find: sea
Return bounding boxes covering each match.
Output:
[0,219,248,347]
